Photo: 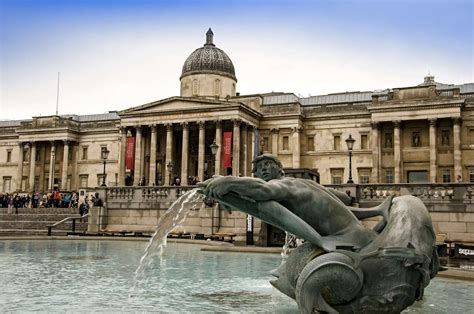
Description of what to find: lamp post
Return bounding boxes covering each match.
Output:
[101,147,110,187]
[167,161,173,186]
[210,140,219,176]
[345,134,355,184]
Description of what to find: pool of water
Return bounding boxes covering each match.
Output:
[0,240,473,312]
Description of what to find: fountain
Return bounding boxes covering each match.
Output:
[199,154,440,313]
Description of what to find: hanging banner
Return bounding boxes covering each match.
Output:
[223,131,232,168]
[125,136,135,170]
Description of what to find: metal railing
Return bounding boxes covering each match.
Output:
[47,213,89,236]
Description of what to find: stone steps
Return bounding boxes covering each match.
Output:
[0,207,80,215]
[0,207,87,236]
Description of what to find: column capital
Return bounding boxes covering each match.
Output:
[232,119,241,127]
[291,127,303,133]
[452,117,462,125]
[136,126,142,134]
[181,122,189,129]
[429,118,437,126]
[165,123,173,131]
[198,121,206,129]
[371,122,379,129]
[62,140,70,145]
[23,142,30,150]
[270,127,279,133]
[214,120,222,128]
[149,124,157,130]
[393,120,401,128]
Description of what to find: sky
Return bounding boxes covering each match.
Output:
[1,0,473,120]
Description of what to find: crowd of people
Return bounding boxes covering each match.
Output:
[0,190,103,216]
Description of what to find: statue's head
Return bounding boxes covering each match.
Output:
[252,154,284,181]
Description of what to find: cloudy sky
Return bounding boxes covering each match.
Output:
[1,0,473,120]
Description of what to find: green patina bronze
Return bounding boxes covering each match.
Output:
[200,154,439,313]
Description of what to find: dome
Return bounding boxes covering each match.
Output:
[181,29,237,81]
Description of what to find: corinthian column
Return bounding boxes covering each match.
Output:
[241,124,248,176]
[215,121,222,176]
[48,142,56,191]
[61,140,69,190]
[292,127,301,168]
[29,142,36,192]
[429,119,437,183]
[133,126,142,186]
[453,117,462,180]
[232,119,241,176]
[16,142,25,191]
[165,124,173,185]
[181,122,189,183]
[198,121,206,182]
[149,125,157,185]
[393,121,402,183]
[118,127,127,185]
[371,122,380,183]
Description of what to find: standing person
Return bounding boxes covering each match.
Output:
[53,189,60,207]
[13,194,21,214]
[7,194,13,214]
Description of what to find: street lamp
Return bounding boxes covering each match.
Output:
[101,147,110,186]
[345,134,355,184]
[167,161,173,185]
[210,139,219,176]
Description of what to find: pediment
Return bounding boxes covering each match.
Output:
[120,96,234,116]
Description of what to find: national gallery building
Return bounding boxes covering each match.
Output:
[1,29,473,194]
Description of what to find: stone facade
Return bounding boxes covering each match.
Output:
[1,30,474,244]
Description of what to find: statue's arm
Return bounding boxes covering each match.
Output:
[201,176,292,202]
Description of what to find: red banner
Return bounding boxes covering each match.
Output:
[126,136,135,170]
[223,131,232,168]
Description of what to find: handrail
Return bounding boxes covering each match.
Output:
[47,213,89,236]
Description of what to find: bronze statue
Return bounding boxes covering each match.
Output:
[200,154,438,313]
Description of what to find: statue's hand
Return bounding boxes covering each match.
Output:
[200,176,231,200]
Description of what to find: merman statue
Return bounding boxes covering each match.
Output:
[200,154,439,313]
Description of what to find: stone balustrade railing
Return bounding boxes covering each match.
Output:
[106,186,196,202]
[355,183,473,203]
[103,184,474,207]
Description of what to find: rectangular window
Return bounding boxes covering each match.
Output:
[470,129,474,145]
[97,174,106,186]
[361,134,368,150]
[6,150,12,162]
[79,175,88,188]
[22,149,28,161]
[412,132,421,147]
[2,177,11,193]
[34,176,40,191]
[333,135,341,151]
[262,136,269,153]
[282,136,289,151]
[469,168,474,183]
[359,169,371,184]
[331,169,343,184]
[35,149,41,162]
[81,146,88,160]
[384,133,393,148]
[307,136,314,152]
[441,130,450,146]
[442,169,451,183]
[385,169,394,183]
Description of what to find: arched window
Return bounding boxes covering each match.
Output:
[214,79,221,96]
[192,79,198,96]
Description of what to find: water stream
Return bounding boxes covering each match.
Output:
[131,189,205,289]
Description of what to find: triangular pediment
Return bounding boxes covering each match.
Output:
[120,96,237,116]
